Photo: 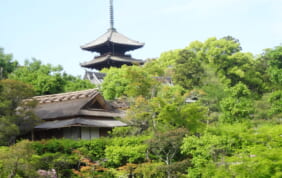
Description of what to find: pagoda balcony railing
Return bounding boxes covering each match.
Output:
[94,52,132,59]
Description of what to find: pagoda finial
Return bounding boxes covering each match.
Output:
[109,0,114,30]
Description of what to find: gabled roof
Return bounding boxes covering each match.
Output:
[80,55,144,70]
[81,28,144,52]
[33,89,99,104]
[35,118,127,129]
[33,89,124,121]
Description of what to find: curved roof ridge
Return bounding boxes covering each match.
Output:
[80,28,144,51]
[33,88,99,104]
[80,55,144,69]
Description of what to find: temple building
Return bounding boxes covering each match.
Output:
[80,0,144,84]
[32,89,127,140]
[80,27,144,70]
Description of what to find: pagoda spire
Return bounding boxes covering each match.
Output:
[109,0,114,30]
[80,0,144,70]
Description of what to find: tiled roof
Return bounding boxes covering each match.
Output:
[81,28,144,51]
[33,89,99,104]
[80,55,144,70]
[31,89,126,121]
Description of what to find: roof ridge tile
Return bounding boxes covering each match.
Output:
[33,89,99,104]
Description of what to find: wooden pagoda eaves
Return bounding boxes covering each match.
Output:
[80,54,144,70]
[80,28,145,70]
[80,0,144,70]
[80,28,144,54]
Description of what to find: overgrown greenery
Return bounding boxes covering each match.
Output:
[0,79,38,146]
[8,58,95,95]
[0,36,282,177]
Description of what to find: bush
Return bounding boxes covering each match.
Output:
[32,139,78,154]
[105,136,149,167]
[78,138,110,160]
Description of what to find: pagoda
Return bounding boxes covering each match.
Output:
[80,0,144,70]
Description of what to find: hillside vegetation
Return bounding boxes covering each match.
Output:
[0,36,281,177]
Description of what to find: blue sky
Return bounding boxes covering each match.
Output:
[1,0,282,76]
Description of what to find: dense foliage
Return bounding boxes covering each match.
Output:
[0,48,18,79]
[0,36,282,177]
[0,79,38,146]
[9,59,95,95]
[101,65,155,99]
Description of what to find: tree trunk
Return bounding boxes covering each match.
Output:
[166,154,171,178]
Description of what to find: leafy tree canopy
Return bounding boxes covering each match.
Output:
[220,82,254,123]
[0,79,38,145]
[0,48,18,79]
[9,59,94,95]
[172,50,204,90]
[1,37,282,177]
[9,59,65,95]
[0,140,37,178]
[263,45,282,87]
[101,65,156,100]
[148,128,188,177]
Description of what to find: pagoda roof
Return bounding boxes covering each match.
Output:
[81,28,144,52]
[80,54,144,70]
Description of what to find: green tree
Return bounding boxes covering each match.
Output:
[181,133,223,178]
[211,146,282,178]
[143,49,184,78]
[143,58,165,77]
[263,45,282,89]
[158,102,207,133]
[199,124,282,178]
[9,59,65,95]
[172,50,204,90]
[104,136,148,167]
[123,83,206,133]
[148,128,189,178]
[180,122,282,178]
[220,82,254,123]
[185,40,204,55]
[63,74,95,92]
[124,96,155,134]
[196,37,265,92]
[0,48,18,79]
[0,140,37,178]
[101,65,155,99]
[134,162,166,178]
[9,59,94,95]
[201,37,241,64]
[155,49,182,70]
[269,90,282,117]
[200,64,226,122]
[0,79,38,145]
[122,85,186,134]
